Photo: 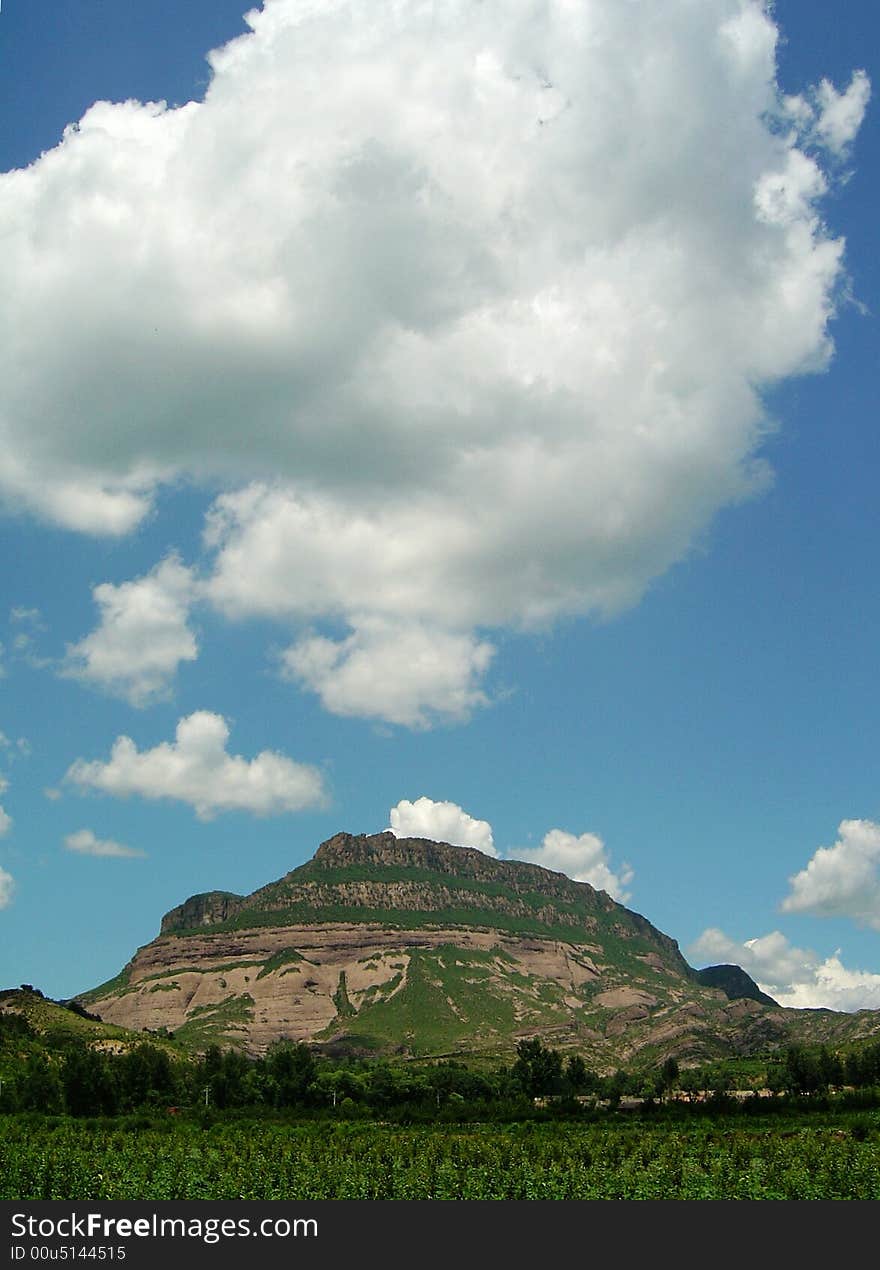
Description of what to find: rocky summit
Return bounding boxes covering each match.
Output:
[79,832,880,1065]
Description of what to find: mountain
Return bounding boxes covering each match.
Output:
[77,831,880,1066]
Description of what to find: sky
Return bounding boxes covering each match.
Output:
[0,0,877,1013]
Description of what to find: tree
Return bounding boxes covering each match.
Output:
[818,1046,843,1090]
[783,1045,821,1096]
[62,1045,118,1116]
[564,1054,591,1093]
[660,1056,680,1098]
[21,1056,64,1113]
[678,1068,703,1102]
[314,1066,365,1109]
[512,1038,565,1098]
[264,1040,316,1107]
[119,1043,178,1109]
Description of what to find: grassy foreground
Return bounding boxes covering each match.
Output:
[2,1111,879,1200]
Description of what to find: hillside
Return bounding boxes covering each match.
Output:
[0,986,180,1062]
[77,831,880,1065]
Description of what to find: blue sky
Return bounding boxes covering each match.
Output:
[0,1,877,1011]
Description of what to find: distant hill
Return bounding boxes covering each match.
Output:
[76,831,880,1066]
[694,963,779,1008]
[0,986,179,1058]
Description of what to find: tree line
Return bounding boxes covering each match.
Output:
[2,1012,879,1119]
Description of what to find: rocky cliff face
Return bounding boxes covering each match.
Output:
[79,831,880,1064]
[161,832,687,961]
[160,891,244,935]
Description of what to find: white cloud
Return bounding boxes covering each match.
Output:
[389,796,497,856]
[65,710,326,820]
[64,828,146,859]
[780,819,880,931]
[0,765,10,836]
[282,617,494,728]
[814,71,871,156]
[10,607,45,628]
[385,802,633,898]
[780,70,870,161]
[0,865,14,909]
[689,927,880,1012]
[0,2,868,723]
[511,828,634,902]
[63,554,197,707]
[0,734,30,761]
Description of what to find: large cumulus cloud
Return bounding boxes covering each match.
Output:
[0,1,869,723]
[781,819,880,931]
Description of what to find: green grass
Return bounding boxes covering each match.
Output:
[76,966,132,1003]
[0,991,140,1045]
[332,972,356,1019]
[138,961,266,983]
[156,863,627,943]
[171,994,256,1051]
[165,900,646,950]
[256,948,309,980]
[318,947,576,1055]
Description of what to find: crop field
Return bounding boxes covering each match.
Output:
[2,1113,879,1200]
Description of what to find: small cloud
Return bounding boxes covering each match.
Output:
[282,617,494,730]
[65,710,327,820]
[0,805,10,837]
[64,828,146,859]
[511,828,634,902]
[813,70,871,156]
[0,865,14,909]
[0,734,32,761]
[10,606,46,630]
[688,927,880,1012]
[43,787,62,802]
[62,554,198,707]
[388,796,497,856]
[7,607,50,672]
[780,819,880,931]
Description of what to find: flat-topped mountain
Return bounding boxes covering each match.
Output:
[161,831,684,958]
[78,832,880,1064]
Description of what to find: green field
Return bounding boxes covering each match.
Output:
[2,1113,879,1200]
